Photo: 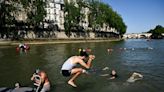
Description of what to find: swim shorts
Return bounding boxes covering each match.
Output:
[61,70,71,77]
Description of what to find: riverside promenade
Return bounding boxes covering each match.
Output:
[0,38,122,46]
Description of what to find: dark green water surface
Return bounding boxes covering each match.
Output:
[0,39,164,92]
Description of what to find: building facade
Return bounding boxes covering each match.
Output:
[44,0,64,30]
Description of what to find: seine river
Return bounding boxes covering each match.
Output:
[0,39,164,92]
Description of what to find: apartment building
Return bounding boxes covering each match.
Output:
[79,6,90,30]
[44,0,64,30]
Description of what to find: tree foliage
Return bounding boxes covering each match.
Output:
[147,25,164,39]
[64,0,85,36]
[1,0,127,39]
[88,1,126,35]
[0,0,46,39]
[0,0,17,38]
[64,0,127,35]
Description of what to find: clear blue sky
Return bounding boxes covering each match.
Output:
[101,0,164,33]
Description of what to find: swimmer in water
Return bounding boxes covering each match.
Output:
[127,72,143,83]
[110,70,118,79]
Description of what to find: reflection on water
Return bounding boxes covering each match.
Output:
[0,39,164,92]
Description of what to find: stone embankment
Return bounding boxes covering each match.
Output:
[0,38,122,46]
[0,31,121,45]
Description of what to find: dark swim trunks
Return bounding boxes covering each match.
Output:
[62,70,71,77]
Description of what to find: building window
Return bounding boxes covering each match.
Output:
[50,0,54,3]
[48,9,50,14]
[47,3,50,8]
[54,4,56,8]
[54,9,56,14]
[61,4,64,10]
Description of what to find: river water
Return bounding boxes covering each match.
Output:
[0,39,164,92]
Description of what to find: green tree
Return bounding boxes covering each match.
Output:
[64,0,84,37]
[64,0,126,37]
[26,0,46,31]
[88,1,99,30]
[0,0,46,39]
[88,1,126,35]
[0,0,17,38]
[147,25,164,39]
